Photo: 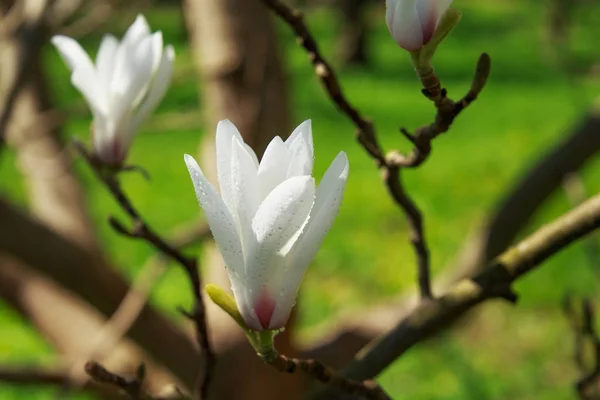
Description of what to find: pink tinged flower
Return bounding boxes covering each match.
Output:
[185,120,349,331]
[385,0,453,51]
[51,15,175,166]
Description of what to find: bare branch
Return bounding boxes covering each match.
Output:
[259,0,489,301]
[308,191,600,399]
[564,298,600,399]
[264,353,391,400]
[73,141,214,399]
[0,365,68,386]
[85,361,188,400]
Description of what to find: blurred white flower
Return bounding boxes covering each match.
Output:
[386,0,453,51]
[52,15,175,166]
[185,120,349,331]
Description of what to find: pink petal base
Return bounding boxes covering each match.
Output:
[254,289,276,330]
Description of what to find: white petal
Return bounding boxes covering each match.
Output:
[285,120,314,177]
[252,175,315,246]
[125,45,175,147]
[229,273,262,330]
[230,136,261,255]
[122,15,151,47]
[51,36,102,113]
[106,35,155,147]
[416,0,448,43]
[257,136,288,199]
[245,175,316,328]
[130,31,164,109]
[95,35,118,91]
[269,152,349,327]
[149,32,164,73]
[285,120,314,156]
[91,116,121,165]
[184,155,244,276]
[216,120,241,215]
[70,67,104,115]
[51,35,94,72]
[385,0,424,51]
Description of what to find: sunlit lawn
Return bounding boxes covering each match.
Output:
[1,0,600,398]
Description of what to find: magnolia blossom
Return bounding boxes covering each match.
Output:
[386,0,453,51]
[52,15,175,166]
[185,120,349,331]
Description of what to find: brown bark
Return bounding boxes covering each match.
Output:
[337,0,371,66]
[184,0,290,157]
[0,198,201,389]
[0,1,202,392]
[0,257,172,398]
[449,107,600,282]
[0,0,98,252]
[295,107,600,393]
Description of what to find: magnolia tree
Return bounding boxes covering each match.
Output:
[2,0,600,399]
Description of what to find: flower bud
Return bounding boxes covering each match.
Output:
[386,0,453,51]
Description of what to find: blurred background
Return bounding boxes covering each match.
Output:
[1,0,600,398]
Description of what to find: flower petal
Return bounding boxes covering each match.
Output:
[95,35,118,97]
[216,120,242,214]
[285,120,314,177]
[385,0,424,51]
[51,35,102,113]
[124,45,175,148]
[184,154,244,277]
[230,274,263,330]
[246,175,316,328]
[269,152,349,328]
[230,136,261,255]
[257,136,288,199]
[121,15,151,47]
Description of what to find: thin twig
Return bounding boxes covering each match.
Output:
[260,0,490,301]
[0,366,69,386]
[263,352,391,400]
[564,298,600,399]
[307,191,600,399]
[84,361,188,400]
[73,141,214,399]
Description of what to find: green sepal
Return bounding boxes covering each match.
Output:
[416,8,462,65]
[205,284,251,335]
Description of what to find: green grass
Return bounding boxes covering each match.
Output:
[1,0,600,398]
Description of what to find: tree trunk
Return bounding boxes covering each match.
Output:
[337,0,371,66]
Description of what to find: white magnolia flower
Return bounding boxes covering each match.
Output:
[52,15,175,166]
[386,0,453,51]
[185,120,349,331]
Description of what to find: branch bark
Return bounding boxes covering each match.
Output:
[307,191,600,399]
[450,106,600,282]
[0,198,200,389]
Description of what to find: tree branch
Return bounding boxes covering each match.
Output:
[307,191,600,399]
[259,0,489,300]
[73,141,214,399]
[85,361,188,400]
[0,197,200,388]
[264,353,391,400]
